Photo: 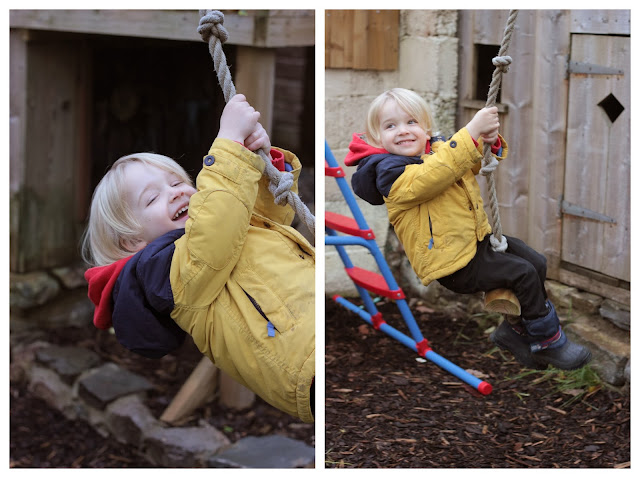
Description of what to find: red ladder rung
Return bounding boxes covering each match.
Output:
[326,211,375,239]
[346,267,405,300]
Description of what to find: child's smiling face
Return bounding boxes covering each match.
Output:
[378,99,430,157]
[122,162,197,250]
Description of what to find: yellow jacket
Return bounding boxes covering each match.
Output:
[385,129,508,285]
[170,139,315,423]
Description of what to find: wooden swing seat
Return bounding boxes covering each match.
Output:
[484,288,521,316]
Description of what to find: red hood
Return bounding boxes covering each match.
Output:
[84,256,133,329]
[344,133,431,166]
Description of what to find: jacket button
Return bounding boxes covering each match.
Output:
[450,140,457,148]
[204,155,215,166]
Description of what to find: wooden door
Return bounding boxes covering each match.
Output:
[562,34,630,281]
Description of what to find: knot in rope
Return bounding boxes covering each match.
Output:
[196,9,315,236]
[490,233,508,253]
[197,9,229,44]
[480,155,499,176]
[268,168,295,206]
[492,55,513,73]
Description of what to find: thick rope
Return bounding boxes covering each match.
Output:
[197,10,315,236]
[480,9,518,253]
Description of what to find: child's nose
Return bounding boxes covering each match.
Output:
[171,190,184,202]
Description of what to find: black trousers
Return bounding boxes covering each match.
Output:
[437,235,548,320]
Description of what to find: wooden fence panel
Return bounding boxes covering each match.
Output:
[326,10,398,71]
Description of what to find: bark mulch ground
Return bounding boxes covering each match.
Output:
[325,297,630,468]
[10,324,313,468]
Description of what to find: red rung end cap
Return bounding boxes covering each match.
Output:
[478,381,493,395]
[325,166,344,177]
[416,338,431,356]
[371,312,385,330]
[332,294,342,302]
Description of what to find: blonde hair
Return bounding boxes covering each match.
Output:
[81,153,193,267]
[365,88,435,148]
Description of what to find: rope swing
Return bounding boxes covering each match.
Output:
[197,9,316,237]
[480,10,522,316]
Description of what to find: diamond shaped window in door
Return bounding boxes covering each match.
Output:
[598,93,624,123]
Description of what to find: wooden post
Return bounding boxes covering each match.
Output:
[219,371,256,410]
[160,357,218,424]
[234,45,276,136]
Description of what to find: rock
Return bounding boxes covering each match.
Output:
[35,345,102,384]
[208,435,315,468]
[564,314,630,386]
[28,365,76,419]
[545,281,578,311]
[51,264,89,289]
[599,299,630,331]
[25,289,95,329]
[144,425,230,467]
[78,363,154,410]
[624,361,630,383]
[106,395,160,447]
[10,271,60,310]
[570,290,603,315]
[10,340,52,383]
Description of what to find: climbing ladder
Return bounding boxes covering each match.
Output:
[325,141,492,395]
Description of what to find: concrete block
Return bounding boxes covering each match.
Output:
[401,10,458,37]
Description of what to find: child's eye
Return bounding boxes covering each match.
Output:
[146,196,157,206]
[385,123,395,129]
[172,181,183,187]
[408,119,417,125]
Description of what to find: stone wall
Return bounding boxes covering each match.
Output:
[325,10,459,296]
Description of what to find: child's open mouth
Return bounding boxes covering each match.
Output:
[172,206,189,221]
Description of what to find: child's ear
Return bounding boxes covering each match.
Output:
[120,237,148,253]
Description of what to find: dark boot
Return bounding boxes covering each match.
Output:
[490,319,546,369]
[491,301,591,370]
[523,301,591,370]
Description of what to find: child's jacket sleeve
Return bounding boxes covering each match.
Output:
[387,130,507,210]
[252,147,303,226]
[170,139,264,306]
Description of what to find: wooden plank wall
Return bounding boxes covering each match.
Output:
[325,10,399,70]
[10,30,92,271]
[457,10,572,277]
[457,10,630,302]
[10,12,314,273]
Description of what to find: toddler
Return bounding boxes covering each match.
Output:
[346,88,590,371]
[83,95,315,422]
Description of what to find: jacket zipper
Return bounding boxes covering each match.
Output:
[242,289,277,337]
[427,212,434,250]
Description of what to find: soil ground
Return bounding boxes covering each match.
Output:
[324,297,630,468]
[10,324,314,468]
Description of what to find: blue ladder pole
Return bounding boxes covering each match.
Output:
[334,296,492,395]
[325,140,492,395]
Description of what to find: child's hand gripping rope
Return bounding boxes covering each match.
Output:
[218,94,272,160]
